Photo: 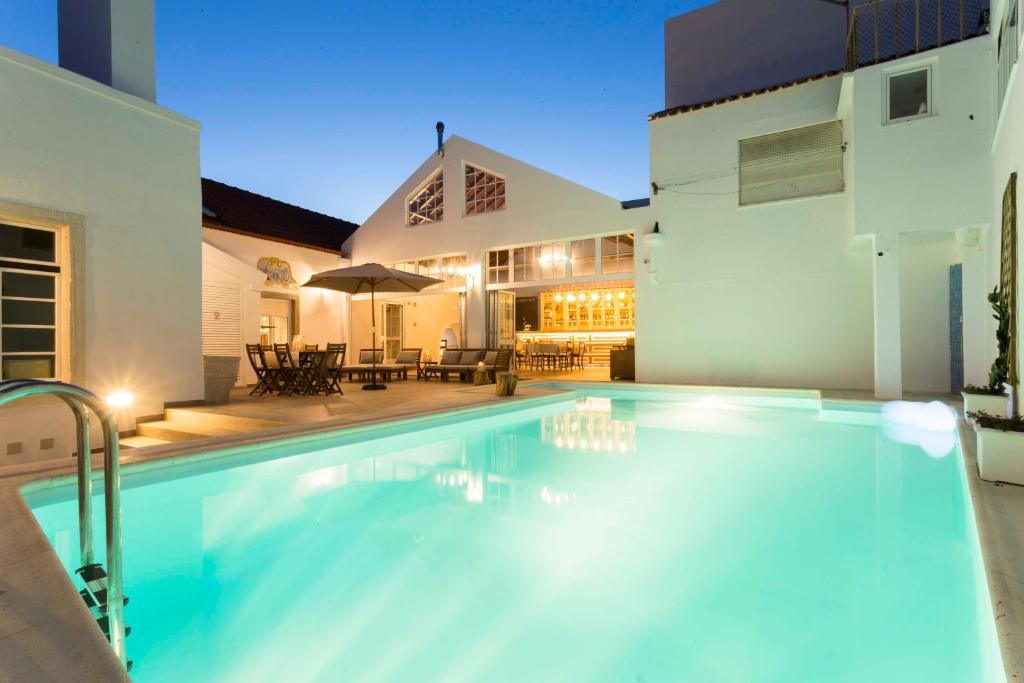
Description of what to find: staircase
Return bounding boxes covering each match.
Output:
[123,408,287,447]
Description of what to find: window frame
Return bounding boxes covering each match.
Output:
[406,168,444,226]
[463,161,507,218]
[0,221,63,381]
[883,64,934,125]
[600,234,635,275]
[998,0,1020,113]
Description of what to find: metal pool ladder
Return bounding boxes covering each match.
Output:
[0,380,129,670]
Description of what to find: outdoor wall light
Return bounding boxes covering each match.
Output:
[643,222,666,284]
[105,391,134,409]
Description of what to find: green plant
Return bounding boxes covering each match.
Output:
[987,287,1011,392]
[963,383,1006,396]
[968,410,1024,432]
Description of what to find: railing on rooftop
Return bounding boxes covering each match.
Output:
[846,0,990,71]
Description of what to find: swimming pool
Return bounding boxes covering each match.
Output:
[26,388,1004,682]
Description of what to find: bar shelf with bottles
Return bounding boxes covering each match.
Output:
[516,286,635,366]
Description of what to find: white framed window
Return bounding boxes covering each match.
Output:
[407,169,444,226]
[464,163,506,216]
[739,120,845,206]
[884,65,933,124]
[0,222,62,380]
[998,0,1020,111]
[601,234,635,274]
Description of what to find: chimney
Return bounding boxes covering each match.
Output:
[58,0,156,103]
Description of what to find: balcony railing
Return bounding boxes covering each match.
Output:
[845,0,990,70]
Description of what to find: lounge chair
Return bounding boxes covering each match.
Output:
[378,348,422,381]
[340,349,384,382]
[433,349,486,382]
[483,348,513,381]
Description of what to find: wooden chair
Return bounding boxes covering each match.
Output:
[324,343,346,394]
[273,343,304,395]
[246,344,277,395]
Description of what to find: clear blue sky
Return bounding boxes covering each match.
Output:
[0,1,711,222]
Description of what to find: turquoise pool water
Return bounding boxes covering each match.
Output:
[27,389,1003,682]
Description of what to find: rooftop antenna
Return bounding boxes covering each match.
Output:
[436,121,445,157]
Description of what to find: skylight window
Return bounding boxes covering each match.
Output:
[408,169,444,226]
[464,164,506,216]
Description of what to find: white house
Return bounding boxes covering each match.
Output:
[645,0,995,397]
[200,179,355,386]
[348,0,1015,402]
[347,135,651,366]
[0,1,201,460]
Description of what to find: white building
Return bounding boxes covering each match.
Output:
[200,179,355,386]
[348,135,650,366]
[349,0,1022,405]
[0,1,201,459]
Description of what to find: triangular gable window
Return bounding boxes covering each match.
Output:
[408,169,444,225]
[464,163,506,216]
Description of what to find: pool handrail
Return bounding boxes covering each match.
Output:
[0,380,127,669]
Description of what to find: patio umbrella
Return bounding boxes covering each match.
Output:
[302,263,443,390]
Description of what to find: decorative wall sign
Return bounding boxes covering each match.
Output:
[257,257,297,287]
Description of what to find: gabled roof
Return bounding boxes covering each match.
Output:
[201,178,359,254]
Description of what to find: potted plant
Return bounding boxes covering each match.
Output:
[961,288,1010,419]
[969,410,1024,484]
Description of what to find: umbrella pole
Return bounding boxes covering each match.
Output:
[364,282,386,390]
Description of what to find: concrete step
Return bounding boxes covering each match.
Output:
[163,408,287,434]
[121,435,171,449]
[135,420,215,443]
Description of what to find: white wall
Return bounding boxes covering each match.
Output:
[350,292,461,363]
[0,46,201,438]
[202,228,350,383]
[990,0,1024,412]
[645,76,876,390]
[899,233,958,393]
[347,136,652,347]
[847,37,993,240]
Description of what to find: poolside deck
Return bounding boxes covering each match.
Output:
[125,369,616,446]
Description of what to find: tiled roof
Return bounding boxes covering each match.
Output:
[201,178,358,254]
[648,70,842,121]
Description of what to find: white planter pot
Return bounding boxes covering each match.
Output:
[976,426,1024,485]
[961,391,1009,420]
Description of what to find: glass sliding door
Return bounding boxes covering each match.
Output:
[487,290,516,348]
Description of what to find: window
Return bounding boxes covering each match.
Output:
[571,239,596,277]
[408,169,444,225]
[739,120,845,206]
[487,249,510,284]
[538,243,568,280]
[383,303,403,361]
[386,254,467,288]
[999,0,1020,110]
[885,66,931,123]
[601,234,634,274]
[464,164,506,216]
[513,246,539,283]
[259,297,293,346]
[1,222,60,380]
